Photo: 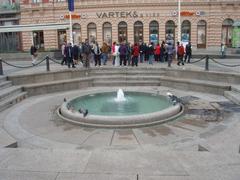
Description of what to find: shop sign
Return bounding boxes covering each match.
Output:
[96,11,138,18]
[63,14,81,19]
[171,11,205,16]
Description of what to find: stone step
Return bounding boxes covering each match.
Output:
[159,76,231,95]
[0,129,17,148]
[231,85,240,94]
[224,91,240,105]
[0,86,23,102]
[0,92,28,112]
[23,77,93,96]
[89,70,166,76]
[93,80,161,87]
[0,81,12,90]
[93,75,161,81]
[0,76,6,83]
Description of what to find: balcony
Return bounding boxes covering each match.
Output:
[0,3,20,14]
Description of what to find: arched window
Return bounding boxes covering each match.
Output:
[134,21,143,43]
[72,23,81,45]
[87,23,97,43]
[197,20,207,48]
[222,18,234,47]
[149,21,159,44]
[181,20,191,43]
[165,20,175,44]
[118,21,127,43]
[103,22,112,45]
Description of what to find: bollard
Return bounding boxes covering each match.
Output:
[205,55,209,71]
[136,174,139,180]
[46,55,50,71]
[0,58,3,75]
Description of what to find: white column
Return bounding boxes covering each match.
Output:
[69,11,73,44]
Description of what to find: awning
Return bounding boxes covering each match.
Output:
[0,23,69,33]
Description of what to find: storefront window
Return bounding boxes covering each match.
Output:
[103,22,112,45]
[57,30,66,49]
[87,23,97,44]
[197,20,207,48]
[33,31,44,50]
[181,20,191,44]
[134,21,143,43]
[118,21,127,43]
[0,32,21,52]
[222,18,234,47]
[73,23,81,45]
[149,20,159,45]
[165,20,175,45]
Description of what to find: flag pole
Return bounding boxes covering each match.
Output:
[178,0,181,42]
[69,10,73,45]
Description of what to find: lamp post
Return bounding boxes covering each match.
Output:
[178,0,181,42]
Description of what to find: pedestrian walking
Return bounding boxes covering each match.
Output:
[30,45,38,65]
[166,42,175,67]
[61,42,67,65]
[92,42,102,66]
[220,43,226,58]
[65,43,75,68]
[177,43,185,66]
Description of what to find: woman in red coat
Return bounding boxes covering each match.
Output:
[132,43,140,66]
[177,43,185,66]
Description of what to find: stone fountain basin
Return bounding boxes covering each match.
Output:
[58,100,183,128]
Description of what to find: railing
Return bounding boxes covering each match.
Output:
[0,55,240,76]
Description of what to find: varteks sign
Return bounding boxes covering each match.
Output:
[96,11,139,18]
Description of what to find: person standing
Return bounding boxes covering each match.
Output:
[132,43,139,66]
[111,42,116,65]
[166,42,175,67]
[220,43,226,58]
[92,42,102,66]
[184,41,192,63]
[82,39,92,68]
[72,44,79,65]
[148,42,154,65]
[177,43,185,66]
[65,43,75,68]
[154,43,161,62]
[119,42,127,66]
[160,41,166,63]
[114,43,120,67]
[61,42,67,65]
[139,41,145,63]
[101,42,109,65]
[30,45,38,65]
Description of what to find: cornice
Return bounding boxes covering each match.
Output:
[20,1,240,12]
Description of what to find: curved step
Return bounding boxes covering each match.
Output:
[0,81,12,90]
[0,129,17,148]
[0,92,28,112]
[224,91,240,105]
[0,86,23,102]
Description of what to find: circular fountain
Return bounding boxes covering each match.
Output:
[58,89,183,128]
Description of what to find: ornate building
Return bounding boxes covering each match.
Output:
[10,0,240,51]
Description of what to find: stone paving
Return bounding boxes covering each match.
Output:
[0,58,240,179]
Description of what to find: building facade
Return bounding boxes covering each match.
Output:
[17,0,240,51]
[0,0,21,52]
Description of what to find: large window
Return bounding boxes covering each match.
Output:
[87,23,97,44]
[197,20,207,48]
[118,21,127,43]
[149,21,159,44]
[0,32,21,52]
[57,30,66,49]
[103,22,112,45]
[134,21,143,43]
[165,20,175,44]
[222,18,234,47]
[181,20,191,43]
[73,23,81,45]
[33,31,44,50]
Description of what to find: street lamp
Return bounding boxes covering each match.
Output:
[178,0,181,42]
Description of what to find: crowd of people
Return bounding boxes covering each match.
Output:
[31,39,193,68]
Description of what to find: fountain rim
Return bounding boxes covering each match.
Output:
[58,90,184,128]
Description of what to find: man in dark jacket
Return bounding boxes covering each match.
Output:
[30,45,37,65]
[184,41,192,63]
[119,42,127,66]
[82,39,92,68]
[65,43,75,68]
